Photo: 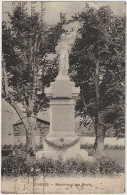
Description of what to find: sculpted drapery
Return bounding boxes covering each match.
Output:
[55,31,76,76]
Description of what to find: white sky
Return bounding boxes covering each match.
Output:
[2,1,126,25]
[44,1,126,24]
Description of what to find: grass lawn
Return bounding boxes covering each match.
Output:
[80,137,125,165]
[86,148,125,165]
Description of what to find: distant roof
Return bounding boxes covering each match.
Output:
[37,108,50,123]
[2,98,50,124]
[14,116,50,127]
[2,99,19,127]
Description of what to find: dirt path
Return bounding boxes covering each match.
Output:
[2,174,124,194]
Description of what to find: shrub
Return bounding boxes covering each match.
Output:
[1,154,124,177]
[97,155,124,175]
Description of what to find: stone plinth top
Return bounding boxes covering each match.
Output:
[45,77,80,99]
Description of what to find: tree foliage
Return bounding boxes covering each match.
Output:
[2,6,63,115]
[2,6,64,152]
[69,6,125,142]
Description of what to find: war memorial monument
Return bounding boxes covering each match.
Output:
[39,31,89,160]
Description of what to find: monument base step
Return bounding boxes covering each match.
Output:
[36,150,93,161]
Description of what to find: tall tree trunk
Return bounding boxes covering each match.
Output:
[81,61,105,154]
[26,97,36,154]
[94,115,105,155]
[95,61,104,155]
[2,60,9,96]
[26,115,36,154]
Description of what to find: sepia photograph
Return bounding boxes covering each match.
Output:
[1,1,125,194]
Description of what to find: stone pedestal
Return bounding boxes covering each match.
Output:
[39,76,89,161]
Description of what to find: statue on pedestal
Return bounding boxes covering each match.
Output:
[44,31,89,161]
[55,31,76,77]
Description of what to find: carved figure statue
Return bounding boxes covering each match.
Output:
[55,31,76,76]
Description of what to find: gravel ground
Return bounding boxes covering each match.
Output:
[1,174,124,194]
